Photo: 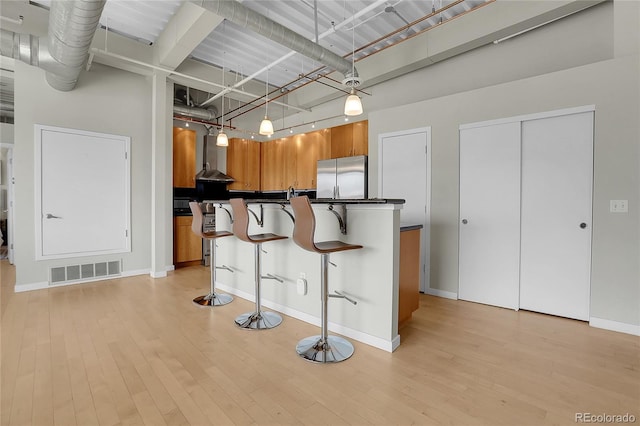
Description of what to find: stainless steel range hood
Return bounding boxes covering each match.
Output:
[195,136,235,183]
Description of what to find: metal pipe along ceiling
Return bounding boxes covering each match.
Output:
[0,0,106,92]
[193,0,359,83]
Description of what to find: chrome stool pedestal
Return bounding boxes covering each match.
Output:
[289,196,362,363]
[193,239,234,307]
[234,243,283,329]
[229,198,288,330]
[189,202,234,308]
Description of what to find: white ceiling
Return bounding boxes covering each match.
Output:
[2,0,596,134]
[12,0,488,112]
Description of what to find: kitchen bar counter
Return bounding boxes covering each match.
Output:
[212,199,405,352]
[204,198,405,205]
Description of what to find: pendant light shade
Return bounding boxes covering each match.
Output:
[259,66,274,136]
[259,116,274,136]
[216,130,229,146]
[344,88,363,116]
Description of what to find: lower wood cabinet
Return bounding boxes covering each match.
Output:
[174,216,202,264]
[398,227,421,327]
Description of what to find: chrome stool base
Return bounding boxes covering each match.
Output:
[193,292,233,307]
[235,311,282,330]
[296,335,355,363]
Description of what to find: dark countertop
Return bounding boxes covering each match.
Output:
[206,198,405,205]
[400,224,423,231]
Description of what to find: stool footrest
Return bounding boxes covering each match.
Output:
[193,292,233,307]
[235,310,282,330]
[296,335,354,363]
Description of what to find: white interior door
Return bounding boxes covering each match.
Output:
[379,128,430,291]
[7,148,14,264]
[519,112,593,320]
[459,122,521,309]
[36,125,131,259]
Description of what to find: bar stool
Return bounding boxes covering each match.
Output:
[289,195,362,363]
[229,198,288,330]
[189,202,234,307]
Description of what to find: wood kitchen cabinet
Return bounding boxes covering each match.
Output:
[173,127,197,188]
[174,216,202,265]
[227,138,261,191]
[398,227,421,327]
[260,130,330,190]
[294,130,330,189]
[261,139,285,190]
[330,121,368,158]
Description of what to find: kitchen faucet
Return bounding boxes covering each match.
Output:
[287,186,296,201]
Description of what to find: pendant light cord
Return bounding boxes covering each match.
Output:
[221,20,225,131]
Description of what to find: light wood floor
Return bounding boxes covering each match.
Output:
[1,260,638,426]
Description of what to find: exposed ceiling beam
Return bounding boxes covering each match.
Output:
[154,2,223,70]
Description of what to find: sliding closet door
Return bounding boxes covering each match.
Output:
[519,112,593,320]
[459,122,521,309]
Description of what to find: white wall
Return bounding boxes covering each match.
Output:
[368,1,639,326]
[14,62,153,287]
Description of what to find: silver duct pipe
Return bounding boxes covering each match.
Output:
[0,0,106,91]
[0,101,14,118]
[173,104,219,122]
[194,0,360,84]
[45,0,107,91]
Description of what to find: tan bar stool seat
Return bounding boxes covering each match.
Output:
[229,198,288,330]
[189,202,234,307]
[289,195,362,363]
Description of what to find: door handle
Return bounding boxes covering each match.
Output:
[579,222,587,229]
[461,219,468,224]
[46,213,62,219]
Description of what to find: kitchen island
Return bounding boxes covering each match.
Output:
[210,198,405,352]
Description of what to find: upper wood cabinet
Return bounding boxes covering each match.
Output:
[261,139,285,190]
[294,130,330,189]
[330,121,368,158]
[227,138,261,191]
[260,130,330,190]
[173,127,196,188]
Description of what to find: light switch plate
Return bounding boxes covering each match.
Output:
[610,200,628,213]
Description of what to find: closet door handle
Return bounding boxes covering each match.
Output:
[579,222,587,229]
[461,219,468,225]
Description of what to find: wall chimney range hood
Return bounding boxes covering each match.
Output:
[195,136,235,183]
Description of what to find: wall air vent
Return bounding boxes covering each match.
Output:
[50,261,121,285]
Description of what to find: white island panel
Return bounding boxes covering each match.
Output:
[214,202,402,352]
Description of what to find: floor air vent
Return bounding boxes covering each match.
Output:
[50,261,121,285]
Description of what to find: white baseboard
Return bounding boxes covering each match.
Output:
[590,317,640,336]
[122,268,151,277]
[15,268,151,293]
[424,287,458,300]
[149,270,168,278]
[14,281,49,293]
[216,282,399,353]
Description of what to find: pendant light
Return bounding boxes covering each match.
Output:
[344,14,363,117]
[217,21,229,146]
[217,91,229,146]
[259,67,274,136]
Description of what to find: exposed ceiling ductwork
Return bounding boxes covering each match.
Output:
[173,104,219,122]
[0,0,106,91]
[191,0,360,86]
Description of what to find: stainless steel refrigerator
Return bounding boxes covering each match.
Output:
[316,155,368,199]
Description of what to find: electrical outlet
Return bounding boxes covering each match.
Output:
[296,275,307,295]
[610,200,628,213]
